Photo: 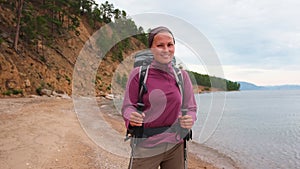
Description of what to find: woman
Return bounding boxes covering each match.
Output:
[122,26,197,169]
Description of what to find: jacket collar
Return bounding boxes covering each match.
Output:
[151,60,173,73]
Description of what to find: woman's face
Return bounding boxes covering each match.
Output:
[150,32,175,64]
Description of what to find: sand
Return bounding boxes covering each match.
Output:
[0,97,222,169]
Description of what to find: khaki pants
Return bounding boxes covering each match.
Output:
[128,142,184,169]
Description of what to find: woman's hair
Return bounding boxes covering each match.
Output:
[148,26,175,48]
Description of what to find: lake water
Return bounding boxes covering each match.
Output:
[193,90,300,169]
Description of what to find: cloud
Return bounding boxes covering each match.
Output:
[180,0,300,68]
[96,0,300,85]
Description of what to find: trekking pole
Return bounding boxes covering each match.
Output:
[128,68,147,169]
[128,136,136,169]
[181,108,190,169]
[128,102,144,169]
[184,139,187,169]
[128,126,143,169]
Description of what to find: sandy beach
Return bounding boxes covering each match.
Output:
[0,97,226,169]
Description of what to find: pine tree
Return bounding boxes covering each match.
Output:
[13,0,24,51]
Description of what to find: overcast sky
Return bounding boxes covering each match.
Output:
[96,0,300,86]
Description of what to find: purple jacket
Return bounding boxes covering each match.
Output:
[122,60,197,147]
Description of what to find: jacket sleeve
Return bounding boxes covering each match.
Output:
[181,70,197,122]
[121,67,140,128]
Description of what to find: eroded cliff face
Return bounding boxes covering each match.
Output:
[0,3,88,96]
[0,5,143,97]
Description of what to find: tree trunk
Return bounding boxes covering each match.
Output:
[13,0,24,52]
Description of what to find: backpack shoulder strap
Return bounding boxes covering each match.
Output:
[172,67,184,105]
[173,68,192,142]
[137,65,150,111]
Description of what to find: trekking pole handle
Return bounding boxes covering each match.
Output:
[132,102,144,139]
[181,108,188,116]
[137,102,145,114]
[180,108,191,140]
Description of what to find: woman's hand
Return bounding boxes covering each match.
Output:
[178,115,194,129]
[129,112,145,127]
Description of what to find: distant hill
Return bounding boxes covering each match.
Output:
[238,82,263,90]
[238,81,300,90]
[262,84,300,90]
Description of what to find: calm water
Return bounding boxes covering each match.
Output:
[193,90,300,169]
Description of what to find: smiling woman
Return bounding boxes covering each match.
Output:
[121,26,197,169]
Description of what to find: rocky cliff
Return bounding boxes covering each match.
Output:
[0,4,143,97]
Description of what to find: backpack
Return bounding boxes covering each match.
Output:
[133,49,184,110]
[125,49,192,141]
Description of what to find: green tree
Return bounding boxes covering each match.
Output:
[113,8,121,20]
[80,0,96,16]
[121,74,127,88]
[13,0,24,51]
[115,73,121,84]
[91,6,101,28]
[99,1,114,23]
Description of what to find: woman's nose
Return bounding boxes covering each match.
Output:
[162,45,168,51]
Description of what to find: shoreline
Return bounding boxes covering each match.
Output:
[189,141,240,169]
[0,96,238,169]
